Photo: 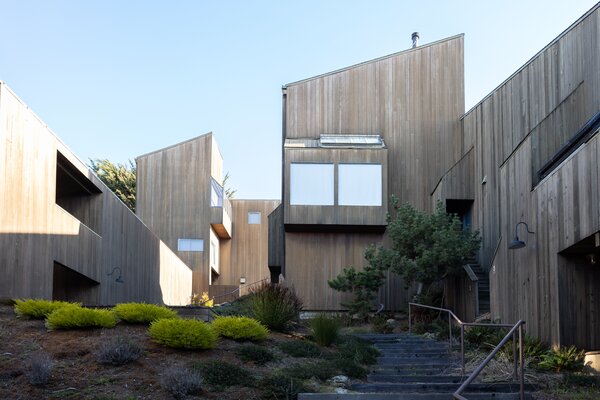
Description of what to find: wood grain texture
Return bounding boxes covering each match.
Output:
[450,5,600,348]
[0,83,192,305]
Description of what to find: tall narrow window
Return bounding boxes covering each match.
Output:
[248,212,261,224]
[290,163,334,205]
[177,238,204,252]
[210,177,224,207]
[338,164,382,206]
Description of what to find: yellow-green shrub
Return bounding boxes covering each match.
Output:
[14,299,75,319]
[45,305,117,330]
[148,318,217,349]
[211,316,269,341]
[113,302,178,324]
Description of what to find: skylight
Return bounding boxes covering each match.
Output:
[319,134,384,147]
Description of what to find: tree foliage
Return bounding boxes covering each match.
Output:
[223,171,237,199]
[328,198,480,317]
[89,158,136,212]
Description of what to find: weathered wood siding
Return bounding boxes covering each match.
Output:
[454,5,600,347]
[281,35,465,310]
[136,134,216,294]
[0,83,192,305]
[218,200,280,287]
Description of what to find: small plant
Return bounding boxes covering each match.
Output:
[261,372,307,400]
[191,292,213,307]
[251,282,302,331]
[161,367,203,399]
[280,360,338,381]
[194,360,253,389]
[370,314,394,334]
[45,305,117,330]
[277,340,321,358]
[211,316,269,341]
[235,344,275,365]
[337,335,379,365]
[309,314,340,346]
[14,299,74,319]
[538,345,585,372]
[332,357,368,379]
[96,336,143,365]
[464,324,506,348]
[113,302,178,324]
[28,352,53,386]
[148,318,218,350]
[212,294,255,317]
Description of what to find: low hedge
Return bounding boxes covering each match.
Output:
[148,318,218,350]
[211,316,269,341]
[14,299,75,319]
[45,305,117,330]
[113,302,178,324]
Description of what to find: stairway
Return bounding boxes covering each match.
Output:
[469,263,490,315]
[299,333,531,400]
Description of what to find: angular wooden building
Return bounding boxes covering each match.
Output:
[136,135,279,300]
[270,3,600,351]
[0,83,192,306]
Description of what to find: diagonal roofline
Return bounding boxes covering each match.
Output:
[135,132,213,160]
[283,33,464,88]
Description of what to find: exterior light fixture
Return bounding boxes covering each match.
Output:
[508,222,535,250]
[107,267,124,283]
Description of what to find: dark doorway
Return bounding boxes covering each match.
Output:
[52,261,99,304]
[446,199,474,231]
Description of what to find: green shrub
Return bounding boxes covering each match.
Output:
[277,340,321,358]
[261,372,307,400]
[148,318,217,350]
[96,336,143,365]
[538,345,585,372]
[280,361,337,381]
[465,324,506,348]
[194,360,253,389]
[212,294,255,317]
[113,302,178,324]
[332,357,368,379]
[212,316,269,341]
[370,314,394,334]
[251,283,302,332]
[14,299,75,319]
[235,344,275,365]
[45,305,117,330]
[337,335,379,365]
[310,314,340,346]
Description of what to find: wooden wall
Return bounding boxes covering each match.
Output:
[218,199,280,287]
[280,35,465,310]
[450,4,600,347]
[136,134,215,294]
[0,83,192,305]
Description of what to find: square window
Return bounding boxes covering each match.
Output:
[177,238,204,252]
[290,163,334,205]
[338,164,382,206]
[248,212,261,224]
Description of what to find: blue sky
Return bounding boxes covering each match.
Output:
[1,1,597,199]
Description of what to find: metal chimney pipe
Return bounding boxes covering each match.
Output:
[412,32,419,48]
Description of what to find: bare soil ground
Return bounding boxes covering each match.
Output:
[0,304,314,400]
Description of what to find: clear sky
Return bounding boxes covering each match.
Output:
[1,1,597,199]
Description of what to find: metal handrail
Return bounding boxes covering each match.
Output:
[409,302,525,392]
[454,320,525,400]
[209,277,270,304]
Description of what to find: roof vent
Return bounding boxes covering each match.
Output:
[412,32,419,48]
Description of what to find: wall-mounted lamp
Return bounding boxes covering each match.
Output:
[508,222,535,250]
[107,267,124,283]
[240,276,246,284]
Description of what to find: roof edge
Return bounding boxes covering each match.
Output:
[283,33,464,88]
[135,132,214,160]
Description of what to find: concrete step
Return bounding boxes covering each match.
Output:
[299,393,531,400]
[351,382,533,393]
[371,366,460,375]
[367,374,466,383]
[376,358,457,366]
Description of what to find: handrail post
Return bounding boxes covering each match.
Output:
[448,312,453,353]
[408,304,412,334]
[460,324,465,375]
[519,323,524,400]
[513,330,518,381]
